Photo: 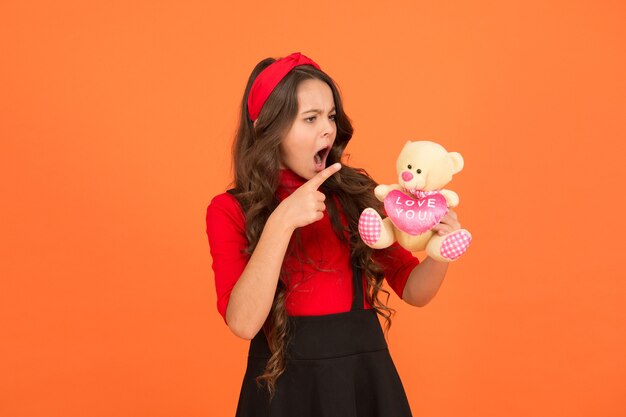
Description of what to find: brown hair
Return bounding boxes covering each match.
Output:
[229,57,397,398]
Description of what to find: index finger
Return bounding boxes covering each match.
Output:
[305,163,342,190]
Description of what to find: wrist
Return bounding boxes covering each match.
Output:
[425,256,450,267]
[267,207,295,236]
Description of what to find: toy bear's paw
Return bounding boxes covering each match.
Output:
[440,230,472,260]
[359,208,383,246]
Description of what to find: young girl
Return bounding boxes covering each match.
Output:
[206,52,461,417]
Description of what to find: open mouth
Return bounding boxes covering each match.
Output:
[314,146,331,170]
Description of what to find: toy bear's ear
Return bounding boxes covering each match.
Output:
[448,152,464,173]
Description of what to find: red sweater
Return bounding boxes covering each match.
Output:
[205,168,420,322]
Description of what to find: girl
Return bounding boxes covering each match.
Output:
[206,52,461,417]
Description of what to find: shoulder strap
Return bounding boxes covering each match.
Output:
[350,265,364,311]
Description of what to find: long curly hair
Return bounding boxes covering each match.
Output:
[228,56,398,399]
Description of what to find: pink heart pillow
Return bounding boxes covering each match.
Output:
[384,190,448,236]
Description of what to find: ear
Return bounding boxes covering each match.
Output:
[400,140,412,153]
[448,152,464,174]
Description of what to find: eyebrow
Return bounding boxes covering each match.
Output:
[300,106,336,115]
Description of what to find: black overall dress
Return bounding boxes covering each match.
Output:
[234,266,413,417]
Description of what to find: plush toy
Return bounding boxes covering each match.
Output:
[358,140,472,262]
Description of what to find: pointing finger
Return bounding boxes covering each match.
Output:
[305,163,342,190]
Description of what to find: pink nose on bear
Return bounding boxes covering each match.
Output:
[401,171,414,182]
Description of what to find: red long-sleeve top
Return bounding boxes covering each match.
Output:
[205,168,420,322]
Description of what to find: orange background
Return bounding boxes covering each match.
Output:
[1,1,625,416]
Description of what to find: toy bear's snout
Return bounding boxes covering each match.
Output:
[401,171,414,182]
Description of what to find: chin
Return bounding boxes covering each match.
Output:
[286,166,311,180]
[301,169,316,180]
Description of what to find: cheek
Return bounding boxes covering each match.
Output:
[286,131,310,156]
[279,140,301,163]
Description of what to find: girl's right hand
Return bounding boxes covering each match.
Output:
[273,163,342,231]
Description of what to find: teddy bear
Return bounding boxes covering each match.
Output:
[358,140,472,262]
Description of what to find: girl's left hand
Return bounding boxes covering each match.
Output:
[432,208,462,236]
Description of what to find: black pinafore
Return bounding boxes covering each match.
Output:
[234,266,413,417]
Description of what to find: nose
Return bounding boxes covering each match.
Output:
[322,117,335,137]
[401,171,414,182]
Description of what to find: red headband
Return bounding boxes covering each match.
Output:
[247,52,321,121]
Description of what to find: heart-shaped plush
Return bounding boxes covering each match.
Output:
[384,189,448,236]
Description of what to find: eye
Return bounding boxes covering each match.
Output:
[305,116,316,123]
[329,114,337,122]
[417,169,422,174]
[407,164,412,169]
